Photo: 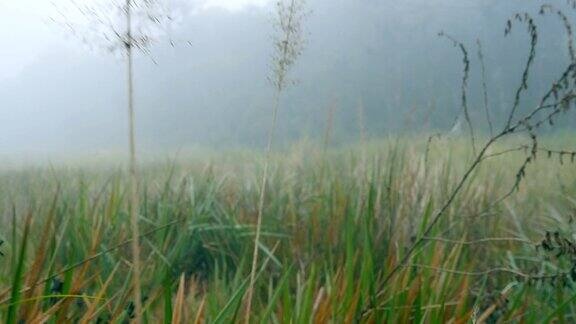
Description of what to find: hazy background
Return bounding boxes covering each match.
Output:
[0,0,574,156]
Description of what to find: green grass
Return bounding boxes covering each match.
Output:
[1,135,576,322]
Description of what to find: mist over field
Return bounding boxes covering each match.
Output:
[4,1,576,322]
[1,0,574,154]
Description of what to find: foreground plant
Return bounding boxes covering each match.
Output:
[363,2,576,319]
[244,0,308,321]
[52,1,179,321]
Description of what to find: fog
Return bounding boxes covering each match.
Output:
[0,0,573,155]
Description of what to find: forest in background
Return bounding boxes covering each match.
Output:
[1,0,575,153]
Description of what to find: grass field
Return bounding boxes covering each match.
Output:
[1,135,576,323]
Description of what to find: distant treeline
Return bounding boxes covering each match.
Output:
[1,0,575,151]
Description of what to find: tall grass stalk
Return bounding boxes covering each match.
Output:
[244,0,307,321]
[125,1,143,322]
[52,2,182,321]
[319,100,336,184]
[244,90,280,323]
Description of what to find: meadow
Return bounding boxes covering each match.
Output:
[1,134,575,323]
[2,0,576,322]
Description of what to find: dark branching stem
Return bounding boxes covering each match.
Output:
[365,9,576,317]
[376,133,503,298]
[245,0,306,322]
[505,13,538,129]
[439,31,477,155]
[372,92,571,308]
[540,4,576,63]
[477,39,494,136]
